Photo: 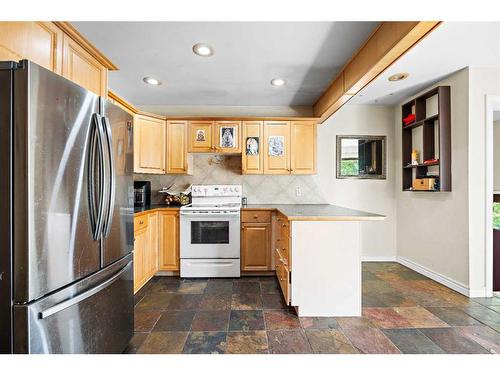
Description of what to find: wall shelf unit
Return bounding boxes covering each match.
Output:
[401,86,451,192]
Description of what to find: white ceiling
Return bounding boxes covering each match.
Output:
[350,22,500,106]
[73,22,378,106]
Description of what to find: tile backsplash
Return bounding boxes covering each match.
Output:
[134,154,327,205]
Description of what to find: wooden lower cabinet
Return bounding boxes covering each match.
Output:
[241,210,273,272]
[241,223,271,271]
[274,214,291,305]
[133,225,147,294]
[144,212,159,278]
[275,251,291,305]
[158,211,180,271]
[134,210,180,293]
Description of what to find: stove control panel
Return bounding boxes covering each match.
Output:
[191,184,242,197]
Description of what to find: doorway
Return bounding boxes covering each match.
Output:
[493,111,500,293]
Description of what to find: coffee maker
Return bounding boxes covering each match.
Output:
[134,181,151,207]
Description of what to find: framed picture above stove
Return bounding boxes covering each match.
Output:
[246,136,259,155]
[336,135,386,179]
[268,135,284,156]
[220,127,236,148]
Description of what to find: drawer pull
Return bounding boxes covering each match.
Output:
[139,220,144,224]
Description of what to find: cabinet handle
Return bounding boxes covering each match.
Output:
[139,220,144,224]
[253,215,258,219]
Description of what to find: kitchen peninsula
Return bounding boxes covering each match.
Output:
[134,203,384,317]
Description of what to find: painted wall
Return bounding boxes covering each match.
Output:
[395,68,470,288]
[494,120,500,191]
[467,67,500,296]
[314,105,397,259]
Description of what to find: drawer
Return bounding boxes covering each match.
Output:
[279,240,290,268]
[134,214,149,232]
[275,256,290,305]
[242,210,272,223]
[280,220,290,241]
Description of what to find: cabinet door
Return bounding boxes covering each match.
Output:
[241,223,271,271]
[62,34,107,96]
[134,114,166,174]
[214,121,242,153]
[188,121,213,152]
[242,121,264,174]
[145,212,158,279]
[133,228,147,294]
[167,120,190,174]
[263,121,290,174]
[0,22,63,74]
[158,211,180,271]
[291,121,317,174]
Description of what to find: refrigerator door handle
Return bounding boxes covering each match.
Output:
[101,116,115,238]
[38,261,131,320]
[95,113,107,239]
[88,115,98,239]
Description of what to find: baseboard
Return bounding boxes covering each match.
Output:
[397,256,470,296]
[362,256,397,262]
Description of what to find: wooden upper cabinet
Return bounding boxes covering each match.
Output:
[0,22,114,97]
[291,121,317,174]
[167,120,191,174]
[263,121,290,174]
[158,211,180,271]
[134,114,166,174]
[0,22,63,74]
[62,35,107,96]
[242,121,264,174]
[213,121,242,153]
[188,121,214,152]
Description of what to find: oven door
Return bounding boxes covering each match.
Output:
[180,211,240,259]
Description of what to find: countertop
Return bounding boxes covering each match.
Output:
[243,204,384,221]
[135,203,384,221]
[134,204,182,214]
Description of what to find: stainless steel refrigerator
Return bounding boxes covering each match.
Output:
[0,60,134,353]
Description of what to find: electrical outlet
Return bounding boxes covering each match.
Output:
[295,186,301,197]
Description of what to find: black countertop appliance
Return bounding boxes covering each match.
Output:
[134,181,151,207]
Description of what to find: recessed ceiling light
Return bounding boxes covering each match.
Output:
[270,78,286,87]
[143,77,162,85]
[388,72,409,82]
[193,43,214,57]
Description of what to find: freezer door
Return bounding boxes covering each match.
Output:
[101,100,134,266]
[13,61,101,302]
[13,254,133,354]
[0,64,14,353]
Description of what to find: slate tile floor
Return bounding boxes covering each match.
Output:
[126,262,500,354]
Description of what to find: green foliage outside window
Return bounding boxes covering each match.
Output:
[341,159,359,176]
[494,202,500,230]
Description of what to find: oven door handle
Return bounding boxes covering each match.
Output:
[180,211,241,216]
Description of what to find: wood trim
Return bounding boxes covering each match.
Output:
[313,21,441,123]
[54,22,118,70]
[108,89,138,114]
[164,116,319,122]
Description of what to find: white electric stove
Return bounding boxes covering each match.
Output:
[180,185,242,277]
